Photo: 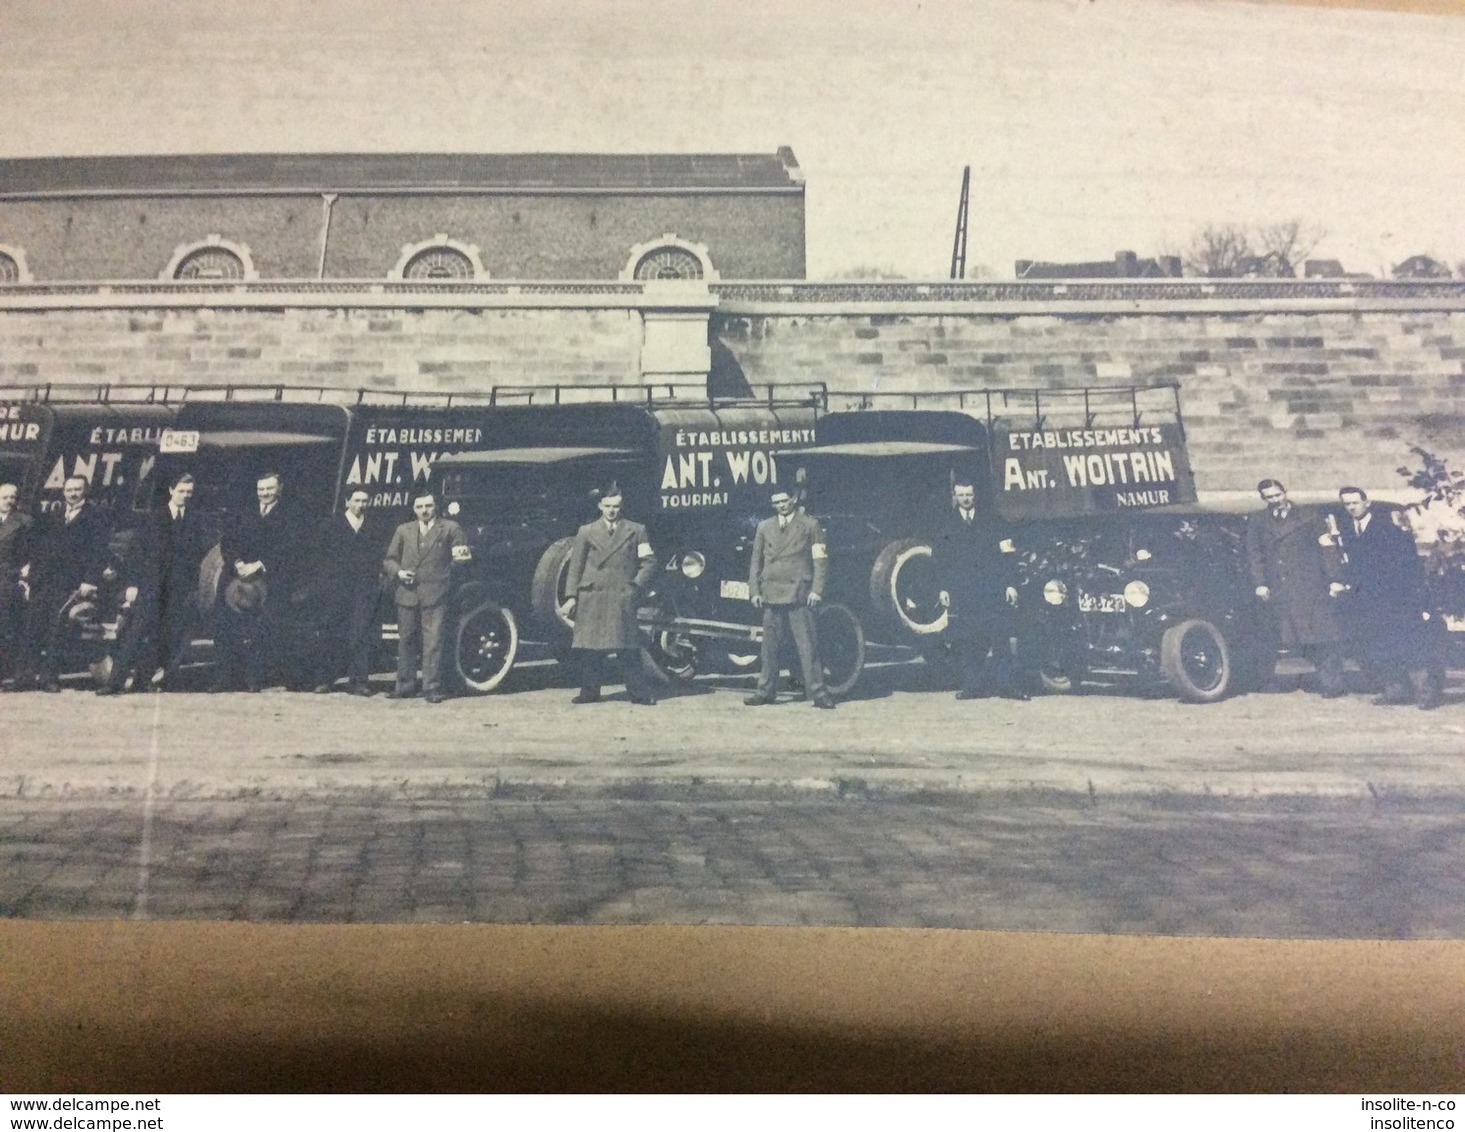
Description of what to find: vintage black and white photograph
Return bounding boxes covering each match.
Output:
[2,0,1463,939]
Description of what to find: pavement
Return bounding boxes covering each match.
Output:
[5,659,1465,933]
[2,658,1463,802]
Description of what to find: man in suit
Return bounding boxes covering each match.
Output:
[933,477,1027,701]
[20,474,112,692]
[0,482,33,689]
[97,472,207,695]
[303,488,386,696]
[744,487,835,709]
[1333,486,1443,710]
[1243,477,1345,697]
[563,483,658,705]
[382,487,470,704]
[213,470,302,692]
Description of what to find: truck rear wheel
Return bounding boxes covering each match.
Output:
[1160,617,1233,703]
[870,539,947,636]
[454,599,520,693]
[817,602,866,696]
[530,537,578,638]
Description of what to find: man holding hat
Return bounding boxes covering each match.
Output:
[98,471,207,695]
[383,486,470,703]
[19,474,111,692]
[213,471,301,692]
[745,488,835,709]
[562,482,658,705]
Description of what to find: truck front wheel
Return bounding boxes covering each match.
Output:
[454,600,520,693]
[1159,617,1233,703]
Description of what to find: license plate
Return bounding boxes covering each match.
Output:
[719,579,750,601]
[1078,592,1127,614]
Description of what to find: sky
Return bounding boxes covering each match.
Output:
[1,0,1462,279]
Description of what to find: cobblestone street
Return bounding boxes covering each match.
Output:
[6,789,1465,936]
[5,661,1465,935]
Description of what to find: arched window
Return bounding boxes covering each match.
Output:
[621,235,718,283]
[391,235,486,280]
[162,236,258,281]
[0,246,32,284]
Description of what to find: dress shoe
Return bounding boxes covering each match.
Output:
[744,693,776,706]
[954,689,987,701]
[1372,691,1411,707]
[811,694,836,710]
[95,684,123,697]
[39,680,62,693]
[999,689,1032,702]
[628,693,657,706]
[1319,687,1347,700]
[312,683,334,694]
[424,691,446,704]
[346,683,375,698]
[571,692,602,705]
[386,687,417,700]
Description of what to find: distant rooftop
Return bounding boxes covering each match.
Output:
[0,148,805,196]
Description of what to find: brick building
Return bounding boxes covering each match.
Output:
[0,149,806,283]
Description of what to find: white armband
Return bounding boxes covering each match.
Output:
[811,542,828,560]
[637,541,654,558]
[999,538,1016,553]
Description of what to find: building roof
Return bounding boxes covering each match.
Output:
[0,149,805,196]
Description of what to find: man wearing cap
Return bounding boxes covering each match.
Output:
[1244,477,1345,697]
[0,482,33,689]
[745,488,835,709]
[383,487,470,704]
[213,470,301,692]
[563,483,658,705]
[19,474,111,692]
[98,472,207,695]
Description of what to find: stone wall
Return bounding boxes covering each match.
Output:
[0,304,644,391]
[2,280,1463,502]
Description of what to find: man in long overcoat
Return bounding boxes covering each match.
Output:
[98,471,208,694]
[0,482,33,688]
[932,477,1026,700]
[382,488,469,703]
[744,487,835,709]
[300,488,387,696]
[21,474,112,692]
[1244,478,1344,696]
[1334,486,1443,709]
[563,484,657,705]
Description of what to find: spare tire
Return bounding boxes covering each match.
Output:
[530,537,578,638]
[870,538,947,637]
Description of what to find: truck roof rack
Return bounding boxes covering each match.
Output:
[829,383,1184,433]
[0,380,1182,431]
[0,380,832,410]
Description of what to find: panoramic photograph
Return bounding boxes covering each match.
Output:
[2,0,1464,941]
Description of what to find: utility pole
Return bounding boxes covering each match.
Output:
[949,165,970,280]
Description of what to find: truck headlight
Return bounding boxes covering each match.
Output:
[680,551,707,579]
[1124,580,1151,607]
[1043,579,1068,605]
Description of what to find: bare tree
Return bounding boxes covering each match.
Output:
[1256,220,1325,278]
[1183,224,1253,277]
